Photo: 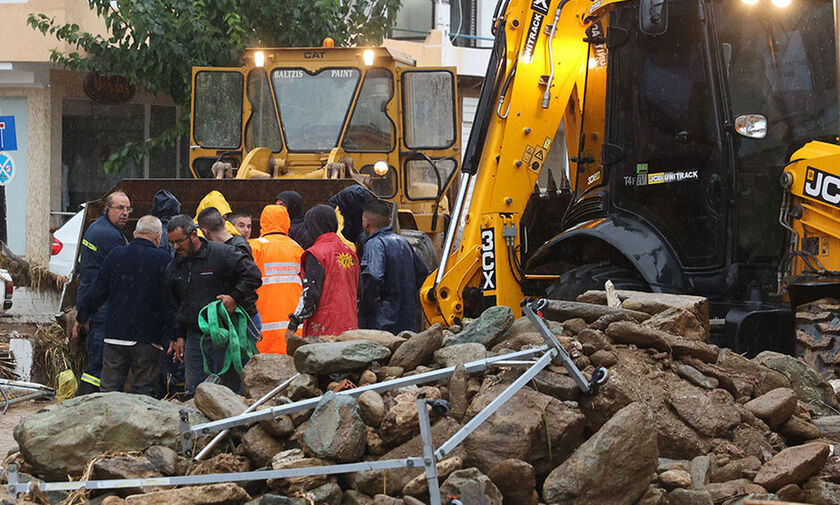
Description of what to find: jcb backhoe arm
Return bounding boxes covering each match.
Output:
[421,0,617,325]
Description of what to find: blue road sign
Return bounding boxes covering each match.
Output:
[0,152,15,186]
[0,116,17,152]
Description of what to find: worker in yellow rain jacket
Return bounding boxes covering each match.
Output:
[195,190,242,238]
[249,205,304,354]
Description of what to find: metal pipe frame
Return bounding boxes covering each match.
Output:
[8,344,562,498]
[180,346,547,451]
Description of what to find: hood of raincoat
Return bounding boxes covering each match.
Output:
[304,204,338,242]
[195,190,240,236]
[275,191,304,221]
[260,204,291,236]
[152,190,180,223]
[328,185,374,244]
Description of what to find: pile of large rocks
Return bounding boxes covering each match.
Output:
[8,290,840,505]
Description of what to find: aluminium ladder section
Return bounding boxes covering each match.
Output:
[7,349,556,503]
[8,298,603,502]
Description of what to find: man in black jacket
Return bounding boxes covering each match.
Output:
[166,214,262,395]
[73,191,130,394]
[75,215,172,397]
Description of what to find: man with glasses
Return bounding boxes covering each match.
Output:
[165,214,262,396]
[72,191,131,394]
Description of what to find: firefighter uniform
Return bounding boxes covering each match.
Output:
[76,214,127,392]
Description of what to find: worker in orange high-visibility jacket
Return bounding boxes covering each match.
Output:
[249,205,304,354]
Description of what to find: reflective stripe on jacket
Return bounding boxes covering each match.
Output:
[250,205,304,354]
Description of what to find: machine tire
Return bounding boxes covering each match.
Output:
[399,229,438,272]
[794,297,840,378]
[546,262,649,301]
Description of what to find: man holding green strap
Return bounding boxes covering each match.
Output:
[165,214,262,396]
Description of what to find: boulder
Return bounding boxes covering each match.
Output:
[448,364,469,421]
[380,386,442,446]
[812,416,840,442]
[389,325,443,370]
[357,390,386,427]
[434,343,487,367]
[659,469,692,490]
[330,329,406,353]
[803,477,840,505]
[690,455,712,489]
[541,300,650,324]
[574,329,612,353]
[294,341,391,375]
[709,456,761,483]
[268,452,335,493]
[605,321,670,351]
[703,479,766,503]
[260,415,295,439]
[666,385,741,438]
[191,453,250,475]
[487,459,538,505]
[589,349,618,368]
[744,388,797,428]
[144,446,178,476]
[676,365,718,390]
[665,489,713,505]
[123,483,249,505]
[464,384,585,476]
[578,290,709,334]
[542,403,658,505]
[307,482,343,505]
[491,331,545,353]
[301,391,366,463]
[532,369,580,402]
[777,483,806,502]
[241,353,299,399]
[754,351,840,416]
[13,392,206,479]
[352,418,463,496]
[753,442,830,491]
[402,457,463,496]
[239,424,285,467]
[439,468,503,505]
[92,456,163,495]
[642,307,707,341]
[343,490,374,505]
[194,382,249,421]
[580,349,707,460]
[286,374,322,401]
[444,306,514,348]
[716,350,791,397]
[780,416,822,443]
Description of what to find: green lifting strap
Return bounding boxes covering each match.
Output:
[197,300,257,377]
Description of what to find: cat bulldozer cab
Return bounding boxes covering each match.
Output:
[421,0,840,374]
[188,45,461,244]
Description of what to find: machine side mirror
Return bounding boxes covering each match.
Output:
[734,114,767,139]
[640,0,668,36]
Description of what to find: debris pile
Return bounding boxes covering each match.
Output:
[8,291,840,505]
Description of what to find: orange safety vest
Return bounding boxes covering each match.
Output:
[249,205,304,354]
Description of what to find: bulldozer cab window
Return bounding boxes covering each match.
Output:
[342,68,395,152]
[714,0,837,262]
[402,70,456,149]
[610,0,724,267]
[193,71,244,149]
[405,158,456,200]
[271,68,360,152]
[245,69,282,153]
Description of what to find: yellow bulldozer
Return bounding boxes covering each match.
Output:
[420,0,840,375]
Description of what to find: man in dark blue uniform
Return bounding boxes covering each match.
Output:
[357,200,428,334]
[72,191,130,394]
